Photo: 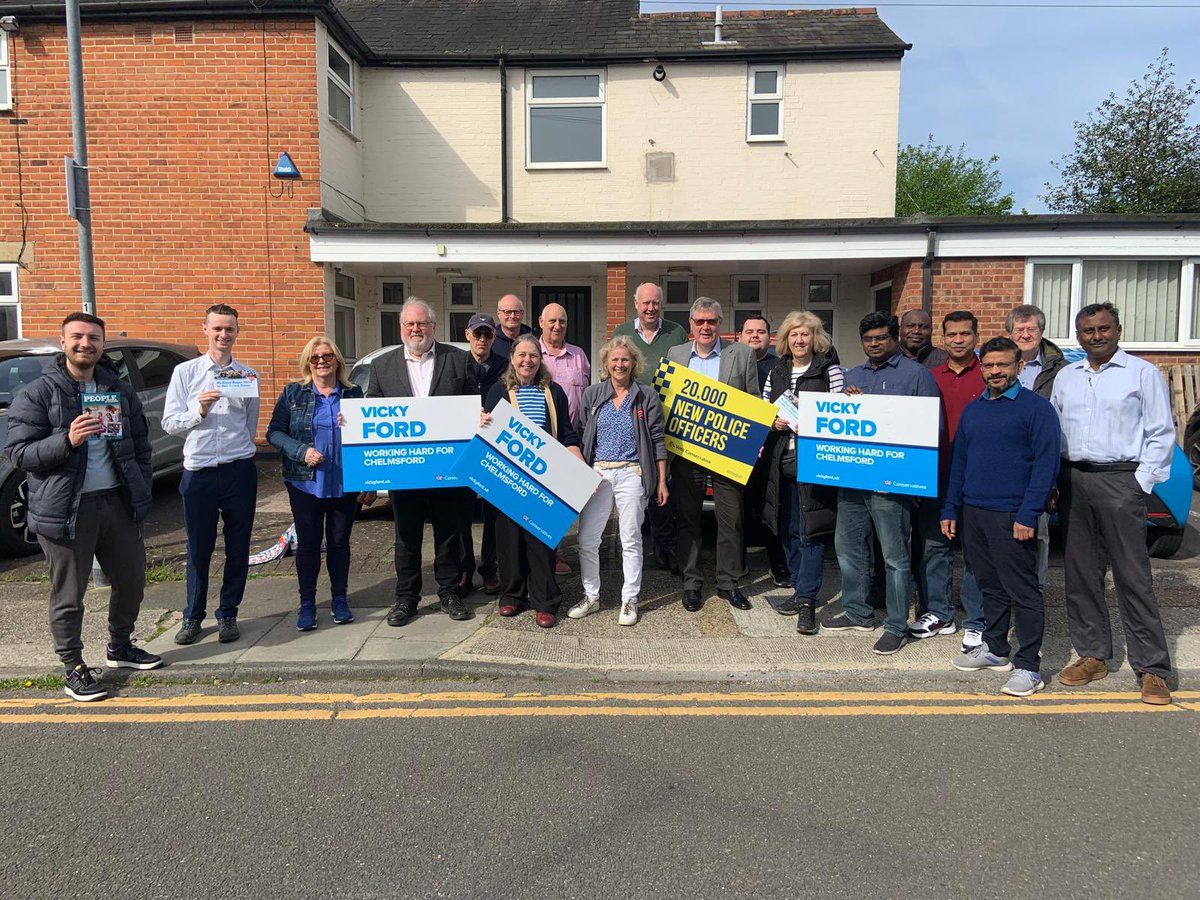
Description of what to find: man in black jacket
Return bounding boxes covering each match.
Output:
[4,313,161,702]
[367,298,479,625]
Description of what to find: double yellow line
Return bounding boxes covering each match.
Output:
[0,690,1196,725]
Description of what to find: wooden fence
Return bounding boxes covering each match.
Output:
[1160,364,1200,444]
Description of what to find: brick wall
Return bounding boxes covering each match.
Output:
[606,262,627,335]
[0,17,324,429]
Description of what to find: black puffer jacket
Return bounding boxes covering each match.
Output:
[4,355,152,539]
[1030,338,1067,399]
[760,352,839,541]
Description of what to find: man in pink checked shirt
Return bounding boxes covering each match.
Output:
[538,302,591,431]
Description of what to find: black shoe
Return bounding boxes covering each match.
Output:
[218,618,240,644]
[655,546,681,576]
[440,593,472,621]
[768,594,803,616]
[174,618,202,645]
[64,664,107,702]
[387,599,418,627]
[771,567,791,589]
[717,587,751,610]
[820,612,876,632]
[796,602,818,635]
[682,590,703,612]
[872,631,910,655]
[106,640,164,670]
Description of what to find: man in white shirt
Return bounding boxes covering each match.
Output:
[163,304,260,646]
[1050,302,1175,705]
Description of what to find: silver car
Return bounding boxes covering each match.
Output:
[0,337,199,556]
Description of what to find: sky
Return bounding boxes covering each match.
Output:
[641,1,1200,212]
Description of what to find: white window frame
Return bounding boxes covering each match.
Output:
[332,271,357,360]
[660,274,695,332]
[0,263,20,339]
[444,277,480,336]
[1023,257,1200,349]
[747,64,784,143]
[0,32,12,111]
[731,275,767,331]
[803,274,838,344]
[871,280,893,315]
[377,278,408,350]
[525,68,607,170]
[326,38,355,135]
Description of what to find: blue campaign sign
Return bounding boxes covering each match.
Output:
[341,395,479,491]
[792,394,940,497]
[451,399,601,548]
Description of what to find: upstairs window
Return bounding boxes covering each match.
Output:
[747,65,784,142]
[0,265,18,340]
[526,70,606,168]
[0,32,11,110]
[327,39,354,133]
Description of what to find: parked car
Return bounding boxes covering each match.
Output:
[1185,406,1200,492]
[0,337,200,556]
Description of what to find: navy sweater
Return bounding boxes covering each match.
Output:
[941,386,1061,528]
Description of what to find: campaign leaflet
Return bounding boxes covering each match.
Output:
[341,395,479,491]
[81,392,123,440]
[213,366,260,398]
[791,393,940,498]
[451,399,601,549]
[651,360,777,485]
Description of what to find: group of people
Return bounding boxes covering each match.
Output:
[3,286,1178,706]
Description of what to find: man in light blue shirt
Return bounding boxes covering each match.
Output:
[163,304,260,646]
[1050,302,1175,705]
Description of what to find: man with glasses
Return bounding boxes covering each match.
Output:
[493,294,532,357]
[823,312,940,655]
[367,298,478,625]
[459,314,506,595]
[666,298,759,612]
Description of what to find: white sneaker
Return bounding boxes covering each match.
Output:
[909,612,957,639]
[961,629,983,653]
[567,596,600,620]
[618,598,639,626]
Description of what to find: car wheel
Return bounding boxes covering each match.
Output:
[0,473,41,557]
[1146,526,1184,560]
[1186,422,1200,492]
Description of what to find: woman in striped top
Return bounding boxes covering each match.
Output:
[760,311,845,636]
[482,334,582,628]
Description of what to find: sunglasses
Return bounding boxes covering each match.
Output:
[309,353,336,364]
[471,329,495,338]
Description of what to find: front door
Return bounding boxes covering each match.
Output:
[531,285,593,360]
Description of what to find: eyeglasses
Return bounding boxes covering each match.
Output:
[691,318,720,327]
[471,330,495,339]
[309,353,336,364]
[861,335,893,345]
[498,309,523,317]
[1011,327,1041,336]
[401,321,433,330]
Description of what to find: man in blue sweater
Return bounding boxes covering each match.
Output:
[941,337,1060,697]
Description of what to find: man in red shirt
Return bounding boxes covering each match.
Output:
[910,311,985,650]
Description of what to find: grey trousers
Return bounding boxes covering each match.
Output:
[1059,466,1171,677]
[671,456,746,591]
[38,489,147,669]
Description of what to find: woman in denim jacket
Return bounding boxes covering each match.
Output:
[267,336,374,631]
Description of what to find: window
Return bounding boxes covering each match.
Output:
[661,275,694,332]
[327,39,354,133]
[804,275,837,343]
[379,279,407,348]
[132,348,182,390]
[0,265,18,340]
[872,282,893,315]
[445,278,479,337]
[0,32,11,110]
[526,70,606,168]
[747,65,784,142]
[731,276,766,331]
[1193,264,1200,341]
[333,271,357,359]
[1027,259,1199,346]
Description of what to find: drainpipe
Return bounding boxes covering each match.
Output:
[499,56,510,224]
[921,227,937,314]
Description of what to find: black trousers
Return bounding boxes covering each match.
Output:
[391,487,467,603]
[286,484,358,604]
[458,497,498,582]
[744,455,788,576]
[646,487,677,557]
[495,514,560,613]
[1059,466,1171,677]
[960,505,1044,672]
[671,456,746,591]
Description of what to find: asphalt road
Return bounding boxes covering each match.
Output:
[2,679,1197,900]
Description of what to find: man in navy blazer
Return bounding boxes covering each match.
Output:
[665,297,759,612]
[367,298,478,627]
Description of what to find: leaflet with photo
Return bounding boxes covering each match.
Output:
[82,392,123,440]
[213,366,260,398]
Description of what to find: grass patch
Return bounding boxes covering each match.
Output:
[0,674,66,690]
[145,563,185,584]
[0,572,50,584]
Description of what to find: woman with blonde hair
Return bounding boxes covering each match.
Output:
[267,336,374,631]
[570,335,668,626]
[760,311,845,635]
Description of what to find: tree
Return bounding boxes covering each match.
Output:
[1042,50,1200,214]
[895,136,1014,217]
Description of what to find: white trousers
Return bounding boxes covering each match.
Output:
[578,465,646,602]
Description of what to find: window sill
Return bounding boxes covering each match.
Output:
[746,136,785,143]
[1047,340,1200,353]
[526,161,608,171]
[327,116,361,143]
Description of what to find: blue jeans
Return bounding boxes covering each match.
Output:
[914,496,984,631]
[180,457,257,623]
[781,478,824,599]
[835,489,912,636]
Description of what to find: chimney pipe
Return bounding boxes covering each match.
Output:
[714,5,724,44]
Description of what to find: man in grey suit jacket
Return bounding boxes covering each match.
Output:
[366,298,478,627]
[666,297,759,612]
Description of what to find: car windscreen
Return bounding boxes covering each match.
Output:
[0,354,56,409]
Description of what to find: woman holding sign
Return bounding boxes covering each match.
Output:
[571,336,669,627]
[267,336,375,632]
[760,311,845,636]
[481,335,583,628]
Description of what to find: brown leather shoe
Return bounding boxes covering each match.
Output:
[1140,673,1171,706]
[1058,656,1108,686]
[534,611,557,629]
[480,577,501,595]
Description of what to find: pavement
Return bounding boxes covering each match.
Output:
[2,457,1199,688]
